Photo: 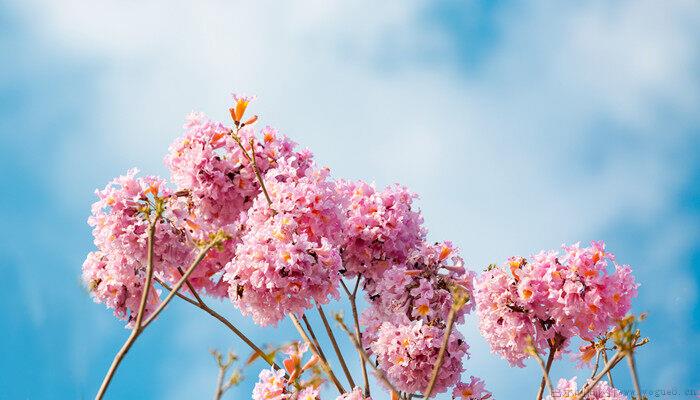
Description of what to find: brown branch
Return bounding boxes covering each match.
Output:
[341,278,370,397]
[95,213,159,400]
[142,241,217,328]
[626,352,642,399]
[601,349,615,387]
[532,347,555,399]
[423,305,458,398]
[588,349,602,381]
[317,304,356,389]
[289,313,345,394]
[155,275,281,373]
[249,138,273,208]
[576,351,624,400]
[335,314,402,397]
[178,266,204,306]
[536,345,556,400]
[302,314,329,363]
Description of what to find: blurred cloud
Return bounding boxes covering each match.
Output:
[2,0,699,398]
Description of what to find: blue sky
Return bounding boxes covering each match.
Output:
[1,1,699,399]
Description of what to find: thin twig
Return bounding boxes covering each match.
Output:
[626,352,642,399]
[153,276,199,307]
[142,241,217,328]
[423,306,458,398]
[532,348,555,399]
[95,214,159,400]
[289,313,345,394]
[601,349,614,387]
[213,362,227,400]
[577,338,648,400]
[230,129,252,162]
[588,349,602,381]
[211,350,237,400]
[576,352,624,400]
[178,266,204,306]
[302,314,329,363]
[536,345,556,400]
[249,138,273,207]
[335,314,403,397]
[155,275,281,372]
[317,305,356,389]
[342,278,370,397]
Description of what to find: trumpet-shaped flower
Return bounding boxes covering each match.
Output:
[452,376,492,399]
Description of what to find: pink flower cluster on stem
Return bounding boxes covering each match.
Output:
[546,377,627,400]
[361,242,479,395]
[223,161,344,326]
[83,169,192,326]
[338,180,425,281]
[474,241,638,367]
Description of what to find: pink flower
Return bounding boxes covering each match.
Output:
[362,242,476,344]
[359,242,476,395]
[335,388,372,400]
[369,320,468,394]
[164,113,313,297]
[338,180,425,280]
[252,368,288,400]
[295,386,320,400]
[83,169,193,326]
[223,162,344,326]
[452,376,492,399]
[546,377,627,399]
[475,242,638,367]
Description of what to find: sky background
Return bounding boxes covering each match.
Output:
[1,1,699,399]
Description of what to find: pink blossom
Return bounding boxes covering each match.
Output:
[452,376,492,399]
[546,377,627,399]
[295,386,320,400]
[223,162,344,326]
[369,319,468,394]
[83,169,193,326]
[335,388,372,400]
[164,113,312,297]
[338,180,425,280]
[475,241,638,367]
[252,368,288,400]
[362,242,476,344]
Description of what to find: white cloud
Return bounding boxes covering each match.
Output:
[9,0,700,397]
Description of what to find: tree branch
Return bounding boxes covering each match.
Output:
[289,313,345,394]
[95,214,160,400]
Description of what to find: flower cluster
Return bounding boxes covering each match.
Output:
[361,242,478,394]
[547,377,627,400]
[335,388,372,400]
[452,376,492,399]
[84,94,644,400]
[370,319,468,394]
[474,241,638,367]
[223,162,344,326]
[164,110,312,297]
[83,169,192,325]
[252,342,322,400]
[165,112,311,230]
[338,180,425,281]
